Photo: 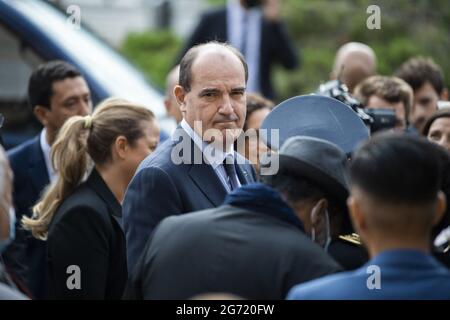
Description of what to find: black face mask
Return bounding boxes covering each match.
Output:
[243,0,262,8]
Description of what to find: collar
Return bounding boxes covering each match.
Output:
[39,128,56,183]
[224,183,304,231]
[180,119,235,169]
[368,249,447,271]
[86,168,122,219]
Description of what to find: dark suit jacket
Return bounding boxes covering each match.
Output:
[287,250,450,300]
[47,169,127,299]
[124,205,341,300]
[178,7,299,99]
[4,136,49,298]
[123,129,257,271]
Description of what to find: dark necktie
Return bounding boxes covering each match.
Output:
[223,154,240,191]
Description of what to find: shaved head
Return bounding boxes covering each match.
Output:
[332,42,377,93]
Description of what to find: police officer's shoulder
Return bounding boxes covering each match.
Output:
[328,233,369,270]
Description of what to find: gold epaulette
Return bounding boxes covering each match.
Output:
[339,233,362,246]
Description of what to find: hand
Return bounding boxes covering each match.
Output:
[263,0,281,22]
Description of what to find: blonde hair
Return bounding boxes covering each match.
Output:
[22,98,155,239]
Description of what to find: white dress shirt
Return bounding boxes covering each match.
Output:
[40,128,57,183]
[180,119,241,192]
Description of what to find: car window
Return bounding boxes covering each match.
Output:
[0,24,43,149]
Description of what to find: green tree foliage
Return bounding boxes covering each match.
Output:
[277,0,450,100]
[121,0,449,101]
[121,30,181,90]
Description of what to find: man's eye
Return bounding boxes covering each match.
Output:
[65,101,76,108]
[429,132,441,140]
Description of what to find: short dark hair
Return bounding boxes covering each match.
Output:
[350,132,443,205]
[244,93,274,131]
[28,60,82,110]
[422,108,450,136]
[179,42,248,92]
[353,76,413,122]
[395,57,445,95]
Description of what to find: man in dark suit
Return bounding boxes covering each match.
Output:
[3,61,92,299]
[124,136,345,299]
[288,134,450,300]
[178,0,299,99]
[123,42,257,271]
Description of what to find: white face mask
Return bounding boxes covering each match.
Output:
[0,207,16,254]
[311,209,332,252]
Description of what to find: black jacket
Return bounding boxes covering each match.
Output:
[47,169,127,299]
[178,7,299,99]
[4,136,48,298]
[125,185,340,300]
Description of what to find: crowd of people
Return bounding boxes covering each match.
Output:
[0,0,449,300]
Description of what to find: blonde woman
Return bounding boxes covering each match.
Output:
[23,98,159,299]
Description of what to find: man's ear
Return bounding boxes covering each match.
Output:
[347,195,366,235]
[33,105,50,127]
[432,191,447,226]
[113,136,128,160]
[310,198,328,231]
[174,85,187,113]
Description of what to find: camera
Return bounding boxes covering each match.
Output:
[316,80,396,133]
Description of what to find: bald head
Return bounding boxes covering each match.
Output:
[179,42,248,92]
[332,42,377,93]
[166,65,180,97]
[164,65,182,123]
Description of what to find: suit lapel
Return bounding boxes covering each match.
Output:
[87,169,123,229]
[178,129,227,207]
[28,137,50,198]
[86,168,122,227]
[188,163,227,207]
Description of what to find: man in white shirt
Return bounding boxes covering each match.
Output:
[4,60,92,299]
